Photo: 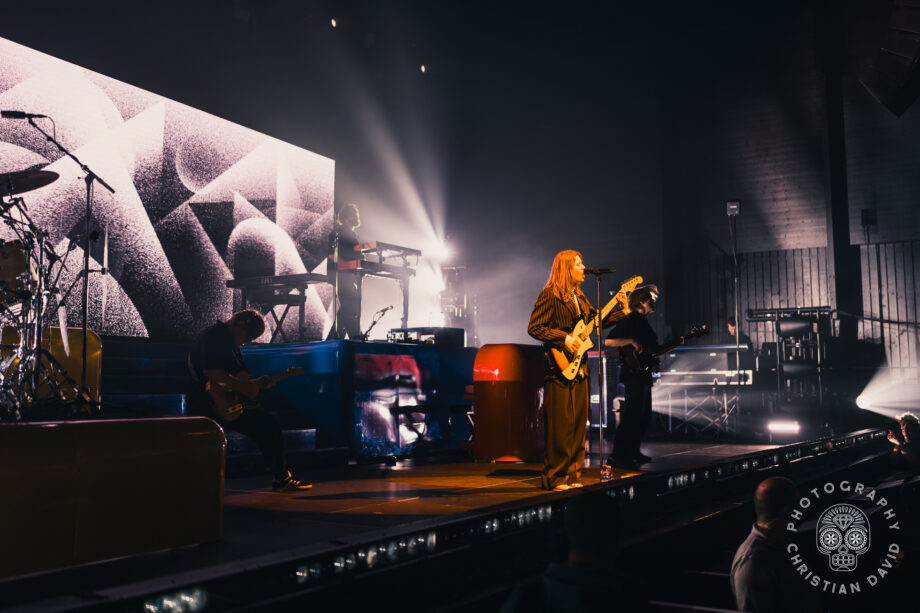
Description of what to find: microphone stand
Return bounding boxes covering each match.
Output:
[331,223,340,339]
[362,306,392,340]
[25,117,115,406]
[586,268,616,466]
[728,211,741,388]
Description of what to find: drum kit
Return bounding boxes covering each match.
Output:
[0,169,95,421]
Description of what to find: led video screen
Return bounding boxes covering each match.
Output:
[0,37,335,341]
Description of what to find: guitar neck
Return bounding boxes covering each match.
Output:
[650,339,681,359]
[265,370,296,388]
[584,296,627,334]
[652,332,700,358]
[268,372,289,385]
[599,295,624,321]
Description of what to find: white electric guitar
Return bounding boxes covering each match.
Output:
[549,275,643,380]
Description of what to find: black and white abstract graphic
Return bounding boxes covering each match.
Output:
[0,37,335,341]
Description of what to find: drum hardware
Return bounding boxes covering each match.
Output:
[0,177,96,420]
[15,114,114,397]
[0,169,59,199]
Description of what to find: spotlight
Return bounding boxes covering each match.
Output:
[856,394,871,410]
[430,241,452,261]
[330,18,337,28]
[767,420,800,434]
[420,65,427,73]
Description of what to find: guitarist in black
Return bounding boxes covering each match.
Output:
[604,284,676,469]
[188,310,311,492]
[528,250,623,491]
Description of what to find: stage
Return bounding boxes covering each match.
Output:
[224,441,776,549]
[0,433,893,612]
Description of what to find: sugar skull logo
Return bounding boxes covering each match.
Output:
[816,504,870,572]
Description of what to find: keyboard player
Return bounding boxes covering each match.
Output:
[328,204,363,339]
[726,316,755,371]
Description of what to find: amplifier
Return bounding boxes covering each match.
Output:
[387,327,466,348]
[586,351,620,428]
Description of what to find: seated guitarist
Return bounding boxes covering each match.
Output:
[528,250,624,491]
[187,310,311,492]
[604,284,678,469]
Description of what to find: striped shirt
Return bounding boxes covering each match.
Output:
[527,287,596,351]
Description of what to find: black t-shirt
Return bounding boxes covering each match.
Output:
[724,331,752,348]
[607,312,658,349]
[607,312,659,384]
[187,321,247,415]
[328,225,361,262]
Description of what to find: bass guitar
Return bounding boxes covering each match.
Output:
[550,275,643,380]
[620,325,710,375]
[207,366,304,422]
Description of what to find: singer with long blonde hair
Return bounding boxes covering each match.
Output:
[528,250,617,491]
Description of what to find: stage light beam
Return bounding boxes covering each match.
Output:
[855,370,920,418]
[767,420,800,434]
[429,241,452,261]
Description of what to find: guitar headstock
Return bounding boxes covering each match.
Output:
[687,324,710,339]
[286,367,306,377]
[613,275,643,311]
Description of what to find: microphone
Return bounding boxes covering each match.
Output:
[584,267,616,274]
[379,304,394,314]
[1,110,48,119]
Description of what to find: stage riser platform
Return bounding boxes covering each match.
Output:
[0,418,225,581]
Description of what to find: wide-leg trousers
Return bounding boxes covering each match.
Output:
[541,376,588,490]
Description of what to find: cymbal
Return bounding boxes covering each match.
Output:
[0,170,59,198]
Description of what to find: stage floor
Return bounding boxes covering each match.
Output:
[219,441,775,561]
[1,441,776,607]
